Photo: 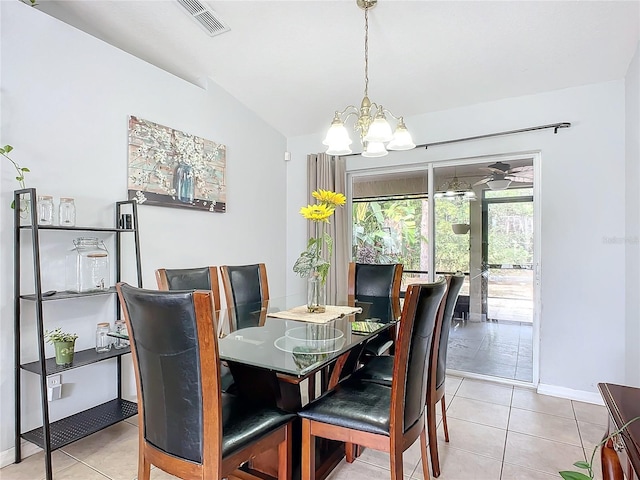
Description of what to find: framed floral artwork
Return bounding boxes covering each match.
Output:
[127,115,226,212]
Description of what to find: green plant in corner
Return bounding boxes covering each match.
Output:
[44,327,78,345]
[559,415,640,479]
[1,144,30,209]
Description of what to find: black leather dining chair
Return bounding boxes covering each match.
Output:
[299,279,447,480]
[155,266,235,392]
[116,283,294,480]
[347,262,403,356]
[220,263,270,332]
[356,273,465,477]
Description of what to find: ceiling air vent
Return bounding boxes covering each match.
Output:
[176,0,230,37]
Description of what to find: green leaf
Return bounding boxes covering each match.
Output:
[559,471,592,480]
[10,200,16,209]
[16,176,23,182]
[21,167,30,172]
[573,461,590,469]
[3,145,13,153]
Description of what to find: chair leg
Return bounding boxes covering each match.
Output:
[389,448,404,480]
[301,419,316,480]
[138,454,150,480]
[427,402,441,477]
[419,426,431,480]
[278,423,292,480]
[440,395,449,443]
[345,442,356,463]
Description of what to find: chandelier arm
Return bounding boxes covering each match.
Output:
[379,108,403,122]
[335,106,361,121]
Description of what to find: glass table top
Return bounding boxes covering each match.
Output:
[113,293,394,378]
[218,315,392,377]
[216,295,394,377]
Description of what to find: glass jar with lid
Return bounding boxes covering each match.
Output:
[65,237,110,293]
[58,197,76,227]
[37,195,54,225]
[96,322,111,353]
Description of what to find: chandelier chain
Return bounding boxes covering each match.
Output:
[364,4,369,99]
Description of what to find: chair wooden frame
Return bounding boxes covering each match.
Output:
[301,281,446,480]
[345,275,456,475]
[426,275,452,478]
[155,266,223,336]
[220,263,270,332]
[117,285,292,480]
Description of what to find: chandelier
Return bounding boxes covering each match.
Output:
[434,174,477,201]
[322,0,416,158]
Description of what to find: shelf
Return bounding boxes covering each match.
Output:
[14,189,142,479]
[21,345,131,375]
[21,399,138,451]
[19,225,136,233]
[20,287,117,302]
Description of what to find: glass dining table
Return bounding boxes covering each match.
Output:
[214,294,395,412]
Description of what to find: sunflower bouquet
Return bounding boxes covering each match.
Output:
[293,189,346,286]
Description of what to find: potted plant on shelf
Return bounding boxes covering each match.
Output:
[1,144,30,211]
[44,328,78,366]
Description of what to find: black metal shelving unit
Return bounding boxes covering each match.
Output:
[13,188,142,480]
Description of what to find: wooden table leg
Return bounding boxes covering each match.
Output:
[601,436,624,480]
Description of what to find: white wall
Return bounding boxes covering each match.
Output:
[0,2,287,458]
[288,80,628,399]
[625,41,640,387]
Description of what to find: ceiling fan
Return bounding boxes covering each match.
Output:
[473,162,533,190]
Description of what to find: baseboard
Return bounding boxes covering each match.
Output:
[448,369,536,389]
[537,383,604,405]
[446,371,604,405]
[0,440,42,468]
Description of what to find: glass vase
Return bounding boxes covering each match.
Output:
[307,272,326,313]
[174,162,195,203]
[18,195,31,226]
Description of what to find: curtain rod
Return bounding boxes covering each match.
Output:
[420,122,571,149]
[339,121,571,157]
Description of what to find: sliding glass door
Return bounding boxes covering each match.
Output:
[349,154,538,384]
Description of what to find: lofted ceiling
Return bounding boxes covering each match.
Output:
[36,0,640,139]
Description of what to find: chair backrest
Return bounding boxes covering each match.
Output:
[220,263,269,331]
[116,283,222,474]
[155,266,221,311]
[348,262,403,323]
[433,274,465,390]
[390,279,447,435]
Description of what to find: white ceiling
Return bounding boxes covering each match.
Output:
[36,0,640,138]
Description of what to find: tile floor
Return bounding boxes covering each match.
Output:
[447,320,533,383]
[1,376,609,480]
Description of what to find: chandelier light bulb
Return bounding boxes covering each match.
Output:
[323,114,353,149]
[326,144,353,156]
[387,118,416,151]
[364,111,393,143]
[361,141,388,157]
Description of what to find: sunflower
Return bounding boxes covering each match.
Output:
[312,189,346,207]
[300,204,335,222]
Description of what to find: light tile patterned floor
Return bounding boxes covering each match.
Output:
[1,376,609,480]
